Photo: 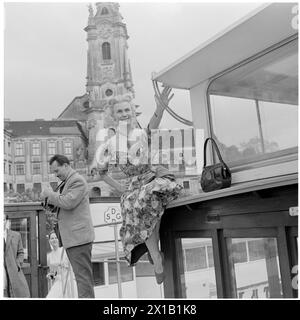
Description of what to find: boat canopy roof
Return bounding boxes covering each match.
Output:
[152,3,298,89]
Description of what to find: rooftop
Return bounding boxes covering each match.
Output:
[4,120,84,137]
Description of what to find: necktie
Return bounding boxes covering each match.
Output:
[58,181,66,194]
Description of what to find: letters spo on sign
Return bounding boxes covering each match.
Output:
[104,207,122,225]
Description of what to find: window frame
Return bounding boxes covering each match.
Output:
[92,262,105,286]
[101,7,109,15]
[206,36,298,171]
[47,141,56,155]
[174,230,221,298]
[223,228,288,298]
[32,162,41,175]
[16,183,25,193]
[102,42,111,60]
[15,163,25,175]
[63,141,73,155]
[183,180,190,190]
[15,142,24,156]
[32,141,41,156]
[33,182,42,193]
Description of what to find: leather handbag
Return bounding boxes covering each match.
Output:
[200,137,231,192]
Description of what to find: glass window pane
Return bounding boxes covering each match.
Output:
[185,246,207,271]
[259,101,298,150]
[9,218,30,264]
[210,96,259,162]
[181,238,217,298]
[227,237,282,298]
[32,163,41,175]
[64,141,72,155]
[232,240,248,263]
[108,260,133,284]
[15,142,24,156]
[248,239,265,261]
[207,245,214,268]
[208,39,298,165]
[33,183,42,194]
[92,262,105,286]
[16,164,25,175]
[16,183,25,193]
[48,142,56,155]
[32,143,40,155]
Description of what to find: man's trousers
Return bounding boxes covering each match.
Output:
[66,242,95,298]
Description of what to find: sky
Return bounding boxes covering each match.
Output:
[3,1,264,129]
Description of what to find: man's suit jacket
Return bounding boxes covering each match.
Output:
[47,169,95,249]
[4,230,31,297]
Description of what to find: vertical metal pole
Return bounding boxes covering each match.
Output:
[255,99,265,154]
[69,261,75,298]
[114,224,122,298]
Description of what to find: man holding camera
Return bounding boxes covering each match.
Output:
[41,154,95,298]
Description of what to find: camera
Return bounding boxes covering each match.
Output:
[50,273,55,280]
[48,271,57,280]
[41,198,58,213]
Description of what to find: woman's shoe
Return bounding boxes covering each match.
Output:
[154,252,165,285]
[147,251,154,265]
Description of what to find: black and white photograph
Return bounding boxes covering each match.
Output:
[1,0,298,306]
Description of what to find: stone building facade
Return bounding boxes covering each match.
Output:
[4,129,14,192]
[4,120,88,197]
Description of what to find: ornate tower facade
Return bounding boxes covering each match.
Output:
[84,2,135,164]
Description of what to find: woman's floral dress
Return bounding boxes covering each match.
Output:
[102,128,183,265]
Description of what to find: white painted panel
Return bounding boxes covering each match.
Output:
[232,160,298,184]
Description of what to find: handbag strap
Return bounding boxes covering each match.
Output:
[203,137,225,167]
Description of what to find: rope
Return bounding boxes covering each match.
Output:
[152,80,193,126]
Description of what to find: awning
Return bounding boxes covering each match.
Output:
[153,3,298,89]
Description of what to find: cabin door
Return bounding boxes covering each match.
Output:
[7,211,40,297]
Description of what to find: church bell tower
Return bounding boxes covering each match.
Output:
[84,2,135,163]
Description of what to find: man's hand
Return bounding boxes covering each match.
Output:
[46,271,57,280]
[41,185,53,200]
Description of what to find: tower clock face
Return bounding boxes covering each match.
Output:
[99,24,113,39]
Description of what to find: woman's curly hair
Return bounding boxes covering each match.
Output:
[107,94,141,128]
